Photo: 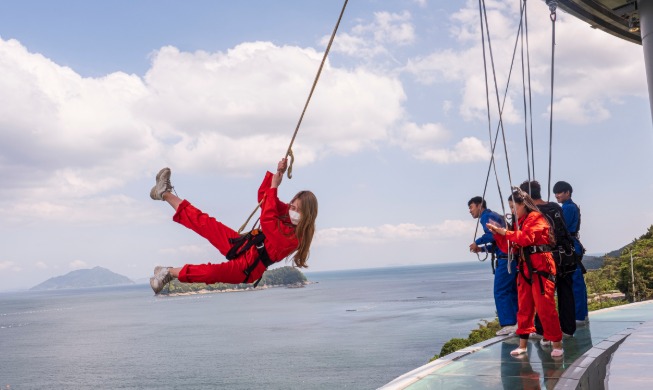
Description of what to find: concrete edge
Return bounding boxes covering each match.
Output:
[377,334,512,389]
[553,324,642,389]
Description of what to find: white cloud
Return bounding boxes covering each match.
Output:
[331,11,415,59]
[395,121,449,147]
[403,0,646,125]
[158,244,210,256]
[35,261,48,269]
[552,96,610,124]
[0,261,16,271]
[0,38,406,225]
[143,43,405,165]
[69,260,88,269]
[393,121,490,163]
[419,136,491,163]
[315,219,473,246]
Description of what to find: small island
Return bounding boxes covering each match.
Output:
[160,266,309,295]
[31,266,134,291]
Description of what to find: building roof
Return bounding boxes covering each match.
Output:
[555,0,641,44]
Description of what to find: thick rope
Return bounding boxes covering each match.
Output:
[238,0,348,233]
[473,0,526,262]
[284,0,349,179]
[474,0,502,262]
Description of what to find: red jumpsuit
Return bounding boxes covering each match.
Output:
[175,172,299,285]
[493,211,563,342]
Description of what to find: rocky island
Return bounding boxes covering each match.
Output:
[161,266,308,295]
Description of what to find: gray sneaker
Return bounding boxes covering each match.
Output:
[150,168,173,201]
[150,266,174,294]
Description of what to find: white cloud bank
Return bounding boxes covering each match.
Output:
[403,0,646,125]
[0,38,406,224]
[315,219,473,246]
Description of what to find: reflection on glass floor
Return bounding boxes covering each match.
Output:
[381,301,653,390]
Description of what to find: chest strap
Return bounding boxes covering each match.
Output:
[226,229,274,287]
[519,249,556,295]
[524,244,554,254]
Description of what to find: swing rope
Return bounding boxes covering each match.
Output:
[284,0,349,179]
[473,0,559,270]
[237,0,348,233]
[473,0,527,261]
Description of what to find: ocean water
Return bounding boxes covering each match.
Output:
[0,262,497,389]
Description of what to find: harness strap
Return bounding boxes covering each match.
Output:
[524,244,554,254]
[226,229,274,287]
[520,249,556,295]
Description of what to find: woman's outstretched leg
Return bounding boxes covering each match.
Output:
[150,167,238,253]
[148,167,245,294]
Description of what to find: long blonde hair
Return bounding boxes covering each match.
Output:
[290,190,318,268]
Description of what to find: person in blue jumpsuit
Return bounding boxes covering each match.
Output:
[468,196,518,335]
[553,181,589,325]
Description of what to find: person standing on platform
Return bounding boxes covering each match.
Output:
[487,189,564,358]
[554,180,589,326]
[519,181,577,340]
[468,196,519,336]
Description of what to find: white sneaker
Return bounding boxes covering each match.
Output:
[551,348,564,358]
[528,332,543,339]
[540,338,552,347]
[496,325,517,336]
[150,168,174,201]
[150,266,174,294]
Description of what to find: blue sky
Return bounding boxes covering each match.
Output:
[1,0,652,291]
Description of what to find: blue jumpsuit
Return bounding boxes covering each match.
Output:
[561,198,589,321]
[476,209,518,326]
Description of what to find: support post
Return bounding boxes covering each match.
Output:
[639,0,653,123]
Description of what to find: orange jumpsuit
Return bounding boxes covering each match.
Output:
[175,171,299,285]
[493,211,563,342]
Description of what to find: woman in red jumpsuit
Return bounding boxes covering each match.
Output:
[148,158,318,294]
[487,188,564,358]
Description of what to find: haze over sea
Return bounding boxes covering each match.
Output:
[0,262,497,389]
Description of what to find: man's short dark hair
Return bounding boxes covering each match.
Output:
[519,180,542,200]
[553,181,573,194]
[468,196,487,209]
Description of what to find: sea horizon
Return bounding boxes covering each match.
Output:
[1,261,497,389]
[1,260,474,294]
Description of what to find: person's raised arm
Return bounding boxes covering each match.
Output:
[271,157,288,189]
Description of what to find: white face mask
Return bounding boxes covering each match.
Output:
[289,210,301,225]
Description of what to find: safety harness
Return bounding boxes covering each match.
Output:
[493,253,514,275]
[519,245,556,295]
[225,229,273,288]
